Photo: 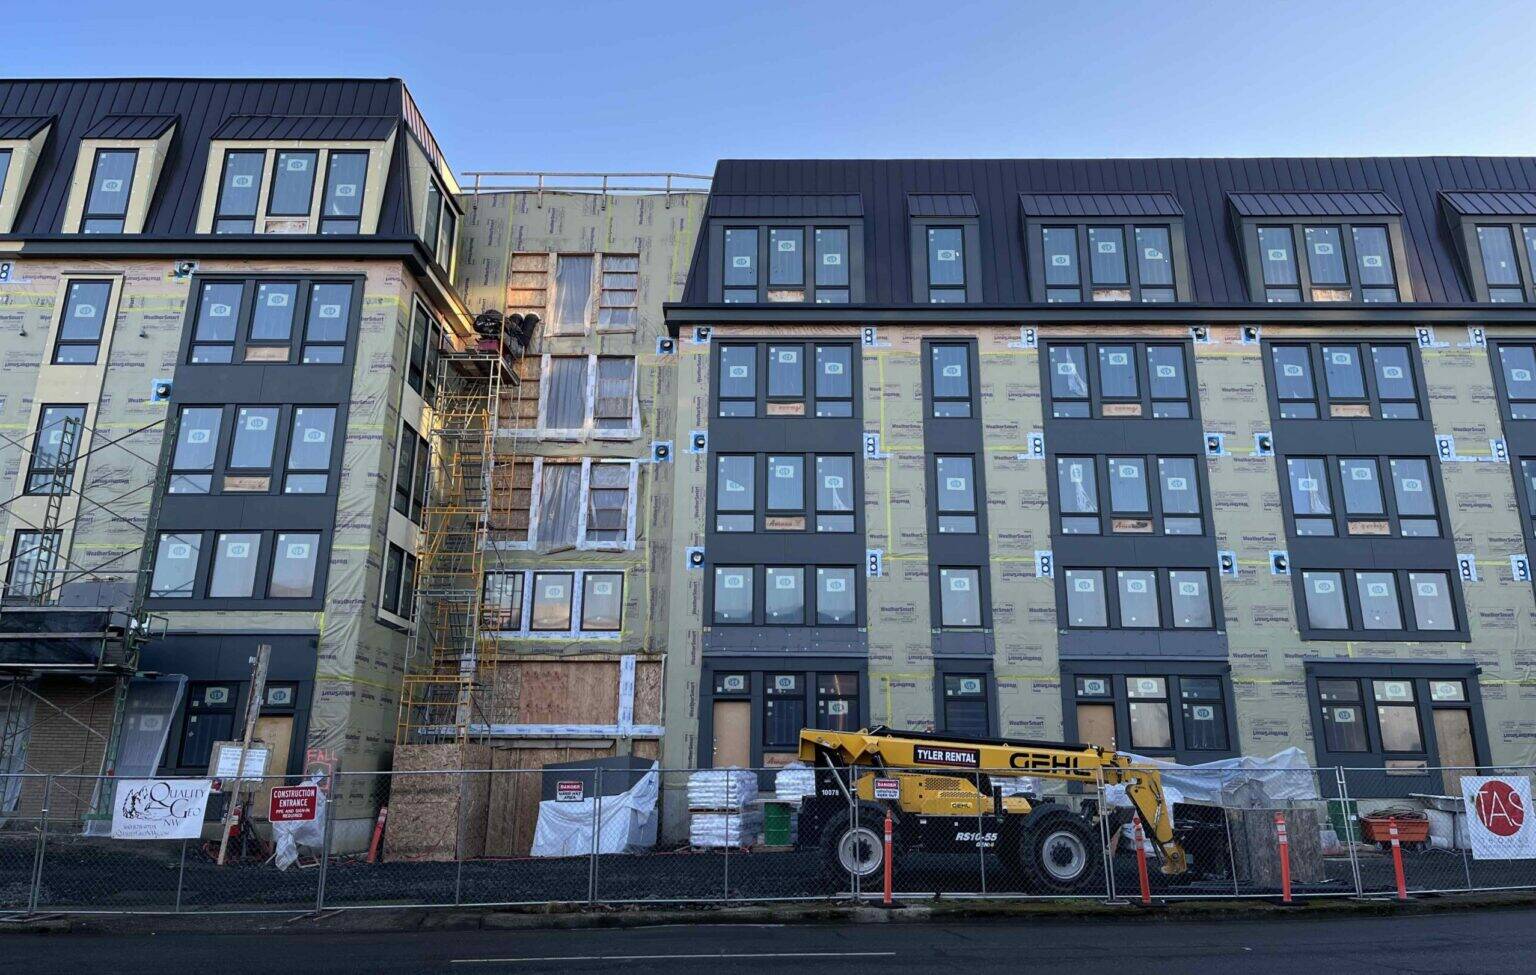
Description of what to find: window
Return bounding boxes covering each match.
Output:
[1298,569,1459,636]
[53,280,113,364]
[269,532,320,597]
[421,178,459,268]
[597,254,639,328]
[709,452,856,535]
[768,345,805,403]
[581,572,623,631]
[1266,342,1423,420]
[1180,677,1228,750]
[530,571,575,630]
[1062,566,1217,630]
[189,280,243,363]
[817,674,859,731]
[247,282,299,360]
[1068,668,1234,757]
[1044,341,1193,418]
[766,454,805,529]
[5,531,59,602]
[543,357,589,431]
[708,563,857,627]
[1477,226,1526,301]
[764,674,806,749]
[1281,454,1441,537]
[1495,343,1536,419]
[318,151,367,234]
[927,227,966,302]
[815,228,850,303]
[942,674,990,737]
[1247,220,1400,302]
[25,405,86,494]
[552,255,594,330]
[150,532,201,598]
[584,463,632,544]
[1309,667,1485,775]
[715,455,755,532]
[929,343,972,417]
[718,345,756,416]
[815,455,856,532]
[1052,454,1205,535]
[267,151,318,217]
[493,458,636,550]
[285,407,336,494]
[713,566,754,624]
[227,407,279,490]
[768,228,805,302]
[1037,223,1178,302]
[301,281,351,363]
[214,150,264,233]
[934,455,978,534]
[594,357,638,433]
[169,406,221,494]
[816,567,856,625]
[814,345,854,416]
[81,149,136,233]
[480,569,622,635]
[381,543,405,616]
[482,572,524,629]
[393,424,426,519]
[719,224,856,303]
[208,533,261,597]
[187,276,355,366]
[717,342,857,419]
[1126,677,1173,749]
[723,228,758,302]
[937,567,982,628]
[0,150,11,205]
[764,567,805,624]
[1317,679,1369,752]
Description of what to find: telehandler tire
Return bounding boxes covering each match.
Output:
[1021,810,1102,893]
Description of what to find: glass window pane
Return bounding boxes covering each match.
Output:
[713,567,753,624]
[816,568,856,625]
[931,344,970,400]
[305,282,352,343]
[724,228,757,287]
[1478,226,1521,287]
[1338,458,1384,515]
[269,533,319,598]
[1146,346,1186,400]
[768,228,804,286]
[1371,346,1415,401]
[938,568,981,627]
[85,149,136,219]
[1287,458,1333,515]
[151,533,200,598]
[287,407,336,471]
[193,283,242,342]
[1135,227,1174,287]
[545,357,589,429]
[1170,570,1213,627]
[1352,226,1394,286]
[1057,457,1099,514]
[530,572,574,630]
[1389,458,1435,517]
[59,280,111,344]
[935,456,975,513]
[1302,572,1348,629]
[816,455,855,512]
[1322,345,1365,399]
[719,345,756,400]
[1117,570,1159,627]
[553,255,593,327]
[1257,226,1299,285]
[1304,226,1347,285]
[1408,571,1455,630]
[580,573,622,631]
[764,567,805,624]
[1271,346,1315,402]
[229,407,278,469]
[768,345,804,398]
[815,345,852,399]
[1129,701,1173,750]
[767,455,804,511]
[1430,679,1466,703]
[815,228,849,287]
[928,227,964,286]
[1500,345,1536,402]
[1108,457,1149,513]
[1524,229,1536,292]
[1088,227,1128,285]
[1356,572,1403,629]
[1158,457,1200,515]
[1049,345,1089,400]
[1064,569,1106,626]
[321,151,368,219]
[268,151,318,216]
[250,282,297,341]
[1098,345,1138,399]
[172,406,221,472]
[716,455,755,511]
[1042,227,1079,285]
[1322,699,1370,753]
[216,150,264,222]
[208,533,261,597]
[1378,705,1424,752]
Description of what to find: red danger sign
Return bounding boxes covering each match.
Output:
[1475,779,1526,837]
[556,780,585,802]
[269,785,318,822]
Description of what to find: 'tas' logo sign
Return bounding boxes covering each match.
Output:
[1475,779,1526,838]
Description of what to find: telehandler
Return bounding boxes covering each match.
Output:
[796,726,1191,891]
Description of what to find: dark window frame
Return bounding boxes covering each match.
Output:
[24,404,86,496]
[145,527,329,609]
[933,660,996,737]
[909,217,981,304]
[711,340,862,420]
[181,274,361,367]
[1049,452,1209,537]
[706,562,863,628]
[1057,565,1219,632]
[80,147,138,233]
[51,278,115,365]
[3,530,61,603]
[711,218,863,304]
[1060,660,1238,762]
[1291,566,1467,641]
[1238,217,1410,303]
[265,149,319,218]
[1040,339,1198,420]
[1025,217,1192,303]
[1455,219,1536,303]
[212,149,266,234]
[1261,339,1427,421]
[318,150,368,234]
[1276,452,1445,539]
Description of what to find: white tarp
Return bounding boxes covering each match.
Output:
[272,777,328,870]
[531,763,658,858]
[1461,776,1536,860]
[1105,748,1320,808]
[110,779,211,840]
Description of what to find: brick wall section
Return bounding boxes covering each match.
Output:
[7,678,117,821]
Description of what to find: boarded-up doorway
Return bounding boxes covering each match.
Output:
[1434,709,1477,796]
[712,701,750,768]
[1076,703,1117,752]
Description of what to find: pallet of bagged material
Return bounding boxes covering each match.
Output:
[689,809,764,849]
[686,768,759,811]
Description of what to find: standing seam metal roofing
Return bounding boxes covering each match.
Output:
[0,79,414,237]
[1019,192,1183,217]
[1440,191,1536,217]
[683,158,1536,304]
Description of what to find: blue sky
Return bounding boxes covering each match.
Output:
[7,0,1536,176]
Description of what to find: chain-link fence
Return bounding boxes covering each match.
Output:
[1,762,1534,914]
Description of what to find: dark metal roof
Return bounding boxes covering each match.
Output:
[1020,192,1183,217]
[1228,190,1401,217]
[213,113,397,142]
[908,193,979,217]
[81,113,179,140]
[708,193,862,217]
[0,79,424,237]
[0,115,52,140]
[684,157,1536,304]
[1440,190,1536,217]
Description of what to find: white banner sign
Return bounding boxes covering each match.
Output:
[111,779,212,840]
[1461,775,1536,860]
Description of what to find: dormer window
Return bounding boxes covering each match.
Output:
[268,151,318,217]
[909,194,979,304]
[1231,192,1409,303]
[0,116,51,235]
[213,150,264,233]
[1022,194,1189,302]
[708,194,864,303]
[62,114,177,235]
[82,149,136,233]
[1442,194,1536,303]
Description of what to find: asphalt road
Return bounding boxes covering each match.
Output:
[6,909,1531,974]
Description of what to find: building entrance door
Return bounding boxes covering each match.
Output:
[712,701,751,768]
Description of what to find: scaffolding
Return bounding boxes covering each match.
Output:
[396,322,528,747]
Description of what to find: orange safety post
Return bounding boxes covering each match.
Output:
[882,809,894,906]
[1132,816,1151,905]
[1274,811,1292,903]
[366,805,389,864]
[1389,817,1408,901]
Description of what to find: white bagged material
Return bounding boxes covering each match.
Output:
[272,776,328,871]
[687,768,759,810]
[774,763,816,801]
[690,810,763,847]
[531,763,659,858]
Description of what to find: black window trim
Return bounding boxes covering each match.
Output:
[1260,338,1429,422]
[709,217,864,304]
[1290,565,1468,642]
[1274,451,1446,540]
[80,146,138,233]
[181,273,363,368]
[51,277,116,365]
[706,562,863,628]
[317,149,368,235]
[1057,565,1220,632]
[212,149,266,234]
[710,338,863,420]
[1040,338,1199,421]
[933,659,997,737]
[23,404,86,496]
[1237,216,1412,304]
[145,527,328,610]
[1060,659,1239,762]
[1025,216,1193,303]
[1048,452,1210,538]
[909,216,981,304]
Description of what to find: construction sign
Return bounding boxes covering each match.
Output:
[1461,776,1536,860]
[269,785,320,823]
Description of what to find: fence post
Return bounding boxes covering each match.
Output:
[1097,768,1117,904]
[175,839,188,913]
[1220,800,1239,895]
[455,769,469,907]
[1335,767,1364,898]
[588,767,602,906]
[721,768,731,905]
[28,775,52,912]
[976,770,987,897]
[315,779,337,913]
